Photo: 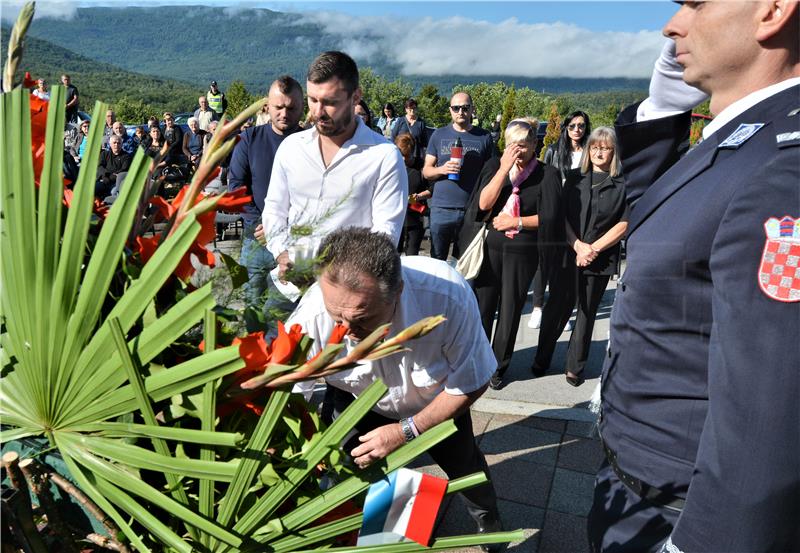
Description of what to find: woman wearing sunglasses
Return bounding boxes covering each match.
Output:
[530,111,593,330]
[466,118,562,389]
[533,127,628,387]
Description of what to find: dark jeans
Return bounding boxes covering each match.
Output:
[474,243,538,374]
[332,388,500,526]
[239,222,276,332]
[429,206,465,261]
[588,462,678,553]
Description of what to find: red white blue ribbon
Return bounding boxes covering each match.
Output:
[358,468,448,546]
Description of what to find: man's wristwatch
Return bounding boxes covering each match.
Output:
[399,418,416,443]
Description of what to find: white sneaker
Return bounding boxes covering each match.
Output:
[527,307,542,329]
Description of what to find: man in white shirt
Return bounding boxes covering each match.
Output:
[288,228,502,549]
[262,51,407,280]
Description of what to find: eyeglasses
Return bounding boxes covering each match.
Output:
[590,146,613,153]
[450,105,472,113]
[568,123,586,130]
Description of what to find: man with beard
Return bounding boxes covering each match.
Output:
[228,75,305,331]
[263,51,407,283]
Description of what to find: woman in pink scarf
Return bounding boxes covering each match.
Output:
[467,118,562,389]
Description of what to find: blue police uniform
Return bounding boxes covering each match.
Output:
[589,83,800,552]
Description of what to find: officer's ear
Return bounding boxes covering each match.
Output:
[756,0,798,43]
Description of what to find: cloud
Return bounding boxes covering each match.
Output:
[292,11,663,79]
[2,1,78,22]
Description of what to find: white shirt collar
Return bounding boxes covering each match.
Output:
[703,77,800,140]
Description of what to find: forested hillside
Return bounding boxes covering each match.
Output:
[26,6,649,95]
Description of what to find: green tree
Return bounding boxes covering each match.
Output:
[590,103,622,128]
[498,86,516,150]
[540,103,561,160]
[112,96,153,125]
[225,80,255,119]
[416,83,449,127]
[359,67,413,121]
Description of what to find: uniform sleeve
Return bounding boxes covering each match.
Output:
[263,142,292,257]
[227,132,251,193]
[615,102,692,206]
[667,145,800,552]
[370,147,408,246]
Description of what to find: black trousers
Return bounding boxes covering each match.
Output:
[588,462,678,553]
[333,388,499,525]
[531,265,546,308]
[474,243,538,374]
[535,265,609,375]
[399,219,425,256]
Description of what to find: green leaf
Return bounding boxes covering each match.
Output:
[219,251,249,290]
[70,422,243,447]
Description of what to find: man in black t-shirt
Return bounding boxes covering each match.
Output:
[61,74,79,123]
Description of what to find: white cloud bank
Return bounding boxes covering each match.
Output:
[293,12,664,79]
[2,1,78,22]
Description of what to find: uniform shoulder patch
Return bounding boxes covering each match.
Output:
[759,216,800,302]
[718,123,765,149]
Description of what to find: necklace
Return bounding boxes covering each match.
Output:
[591,172,612,188]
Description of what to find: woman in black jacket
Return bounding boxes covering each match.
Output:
[468,118,562,389]
[533,126,628,386]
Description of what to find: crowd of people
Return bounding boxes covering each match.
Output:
[33,2,800,550]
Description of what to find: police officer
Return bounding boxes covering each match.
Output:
[589,2,800,552]
[206,80,228,116]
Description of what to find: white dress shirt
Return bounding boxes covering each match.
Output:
[288,256,496,419]
[263,118,408,258]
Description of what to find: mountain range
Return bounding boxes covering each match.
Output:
[23,6,649,95]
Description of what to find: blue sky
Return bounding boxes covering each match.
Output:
[260,2,678,32]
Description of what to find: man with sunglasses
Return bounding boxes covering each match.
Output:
[423,93,495,261]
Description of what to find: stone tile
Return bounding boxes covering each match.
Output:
[546,468,596,517]
[528,417,567,435]
[538,511,590,553]
[556,437,604,475]
[487,413,566,435]
[565,420,598,439]
[434,498,544,553]
[480,420,562,467]
[472,410,495,442]
[487,457,554,508]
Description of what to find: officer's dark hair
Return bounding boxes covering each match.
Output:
[307,51,359,96]
[317,228,402,301]
[272,75,303,98]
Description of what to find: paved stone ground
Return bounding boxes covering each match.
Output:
[211,230,612,553]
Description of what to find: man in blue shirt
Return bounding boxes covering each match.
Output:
[423,92,494,260]
[228,75,304,331]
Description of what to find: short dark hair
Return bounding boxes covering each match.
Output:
[317,228,402,300]
[307,51,359,95]
[273,75,303,98]
[404,98,417,110]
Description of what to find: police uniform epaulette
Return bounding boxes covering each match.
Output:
[775,108,800,148]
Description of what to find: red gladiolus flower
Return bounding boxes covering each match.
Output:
[29,92,48,186]
[214,186,252,213]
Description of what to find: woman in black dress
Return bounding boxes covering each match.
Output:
[469,118,562,389]
[533,127,628,386]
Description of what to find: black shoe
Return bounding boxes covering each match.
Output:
[488,371,503,390]
[565,370,584,387]
[530,361,547,377]
[477,518,505,553]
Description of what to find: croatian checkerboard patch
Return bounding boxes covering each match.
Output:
[759,216,800,302]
